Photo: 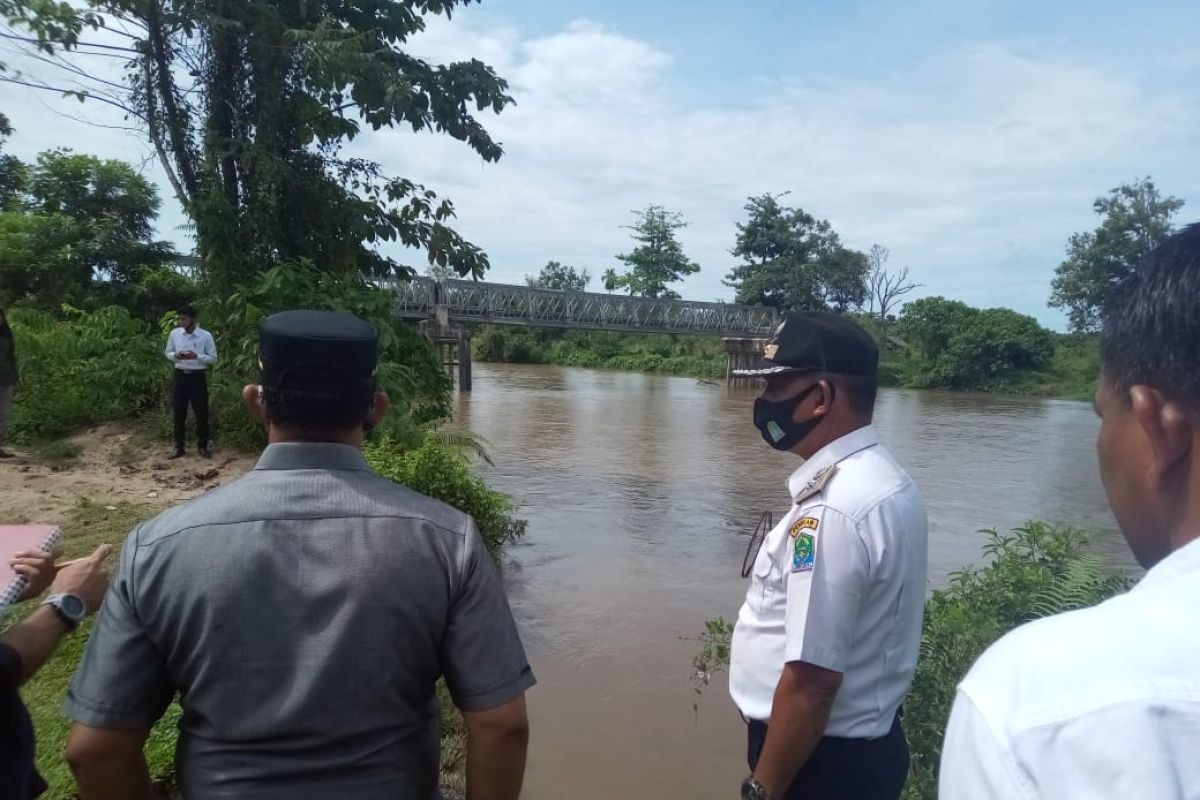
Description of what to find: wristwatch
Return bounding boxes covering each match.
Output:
[43,593,87,631]
[741,776,772,800]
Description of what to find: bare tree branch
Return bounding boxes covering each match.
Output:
[0,74,141,117]
[867,244,920,319]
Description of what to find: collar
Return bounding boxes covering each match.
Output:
[1133,535,1200,593]
[787,424,879,502]
[254,442,371,472]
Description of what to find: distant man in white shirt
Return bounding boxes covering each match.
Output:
[164,304,217,459]
[730,313,928,800]
[940,222,1200,799]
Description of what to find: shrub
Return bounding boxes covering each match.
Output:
[897,298,1055,392]
[903,522,1130,798]
[365,436,526,555]
[7,306,166,442]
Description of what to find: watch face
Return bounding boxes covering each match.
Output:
[60,594,86,619]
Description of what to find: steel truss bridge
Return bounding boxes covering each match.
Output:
[391,277,780,336]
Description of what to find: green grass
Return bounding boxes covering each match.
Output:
[1,500,177,799]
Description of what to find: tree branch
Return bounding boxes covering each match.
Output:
[144,0,198,197]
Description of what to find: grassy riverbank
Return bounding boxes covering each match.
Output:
[473,324,1100,400]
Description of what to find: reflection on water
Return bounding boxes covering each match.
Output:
[454,364,1129,800]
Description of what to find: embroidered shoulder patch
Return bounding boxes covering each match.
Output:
[792,531,816,572]
[789,516,819,536]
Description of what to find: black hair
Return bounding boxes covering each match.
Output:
[178,304,197,319]
[1101,222,1200,409]
[831,372,878,416]
[262,383,375,433]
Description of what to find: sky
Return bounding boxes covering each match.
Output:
[2,0,1199,328]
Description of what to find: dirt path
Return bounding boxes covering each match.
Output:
[0,424,256,525]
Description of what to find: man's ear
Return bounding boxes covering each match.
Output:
[1130,385,1193,484]
[813,379,835,417]
[368,391,390,429]
[242,385,267,427]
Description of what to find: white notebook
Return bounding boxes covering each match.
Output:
[0,525,63,612]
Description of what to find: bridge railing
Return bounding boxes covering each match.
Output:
[392,277,779,336]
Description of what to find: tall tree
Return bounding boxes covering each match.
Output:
[866,244,920,320]
[724,193,865,312]
[819,247,869,311]
[0,149,175,307]
[603,205,699,299]
[527,261,590,291]
[0,114,25,209]
[1,1,513,290]
[1049,177,1184,333]
[27,150,174,282]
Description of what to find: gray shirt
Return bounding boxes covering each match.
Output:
[65,442,534,799]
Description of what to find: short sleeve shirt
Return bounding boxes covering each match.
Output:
[940,537,1200,799]
[729,426,928,738]
[65,443,535,800]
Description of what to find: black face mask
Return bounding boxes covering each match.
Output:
[753,383,831,452]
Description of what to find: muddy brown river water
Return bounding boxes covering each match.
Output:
[453,364,1130,800]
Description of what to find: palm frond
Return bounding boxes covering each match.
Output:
[427,424,495,466]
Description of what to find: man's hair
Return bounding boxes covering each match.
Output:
[831,372,878,416]
[178,304,197,318]
[261,383,374,433]
[1101,222,1200,410]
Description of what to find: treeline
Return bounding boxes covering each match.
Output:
[478,178,1185,398]
[473,316,1099,399]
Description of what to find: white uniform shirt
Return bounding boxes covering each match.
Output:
[729,425,928,738]
[940,537,1200,800]
[165,326,218,372]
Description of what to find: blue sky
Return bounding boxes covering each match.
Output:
[3,0,1199,327]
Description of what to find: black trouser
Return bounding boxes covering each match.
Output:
[747,712,909,800]
[173,369,209,450]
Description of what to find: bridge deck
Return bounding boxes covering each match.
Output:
[392,277,779,336]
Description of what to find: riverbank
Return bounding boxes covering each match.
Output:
[472,325,1100,400]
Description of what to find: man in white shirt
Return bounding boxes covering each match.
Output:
[164,304,217,459]
[730,313,928,800]
[939,222,1200,799]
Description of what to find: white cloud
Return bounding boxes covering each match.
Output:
[3,15,1198,326]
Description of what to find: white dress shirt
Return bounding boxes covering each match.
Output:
[940,536,1200,800]
[165,326,218,372]
[729,425,929,738]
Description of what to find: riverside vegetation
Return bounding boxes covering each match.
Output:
[471,317,1101,400]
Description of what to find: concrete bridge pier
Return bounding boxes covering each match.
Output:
[722,337,768,389]
[422,307,473,392]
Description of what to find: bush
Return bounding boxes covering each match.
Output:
[365,437,526,555]
[472,326,727,379]
[897,298,1055,392]
[7,306,166,442]
[903,522,1130,798]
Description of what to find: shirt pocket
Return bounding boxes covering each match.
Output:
[748,540,778,614]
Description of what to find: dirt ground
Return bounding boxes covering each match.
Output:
[0,423,256,526]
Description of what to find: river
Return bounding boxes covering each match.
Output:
[453,363,1131,800]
